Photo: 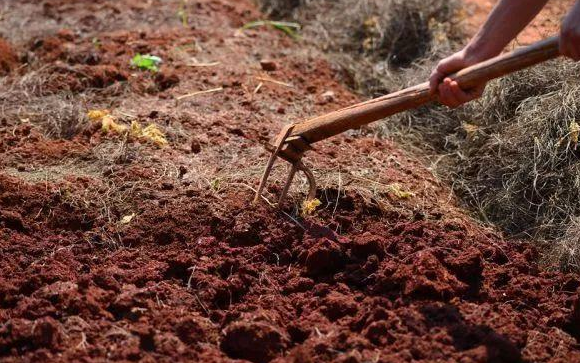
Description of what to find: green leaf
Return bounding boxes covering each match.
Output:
[271,23,299,40]
[242,20,267,30]
[241,20,301,40]
[130,54,163,72]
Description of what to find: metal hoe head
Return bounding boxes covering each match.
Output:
[253,124,317,206]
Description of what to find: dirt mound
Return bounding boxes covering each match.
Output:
[3,177,578,362]
[0,124,89,166]
[0,178,580,362]
[0,37,19,75]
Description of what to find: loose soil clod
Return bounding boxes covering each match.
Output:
[260,59,278,72]
[0,37,19,76]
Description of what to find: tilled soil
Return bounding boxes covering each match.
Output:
[1,0,580,362]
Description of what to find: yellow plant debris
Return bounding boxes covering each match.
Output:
[462,122,480,140]
[141,124,168,147]
[120,213,136,225]
[130,120,142,137]
[301,198,322,216]
[570,121,579,146]
[87,109,110,121]
[86,110,168,147]
[101,114,128,133]
[386,183,414,199]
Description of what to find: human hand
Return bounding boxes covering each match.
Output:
[429,49,486,108]
[560,1,580,60]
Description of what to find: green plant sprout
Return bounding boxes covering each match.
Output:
[91,37,101,49]
[210,178,221,191]
[241,20,301,40]
[130,54,163,72]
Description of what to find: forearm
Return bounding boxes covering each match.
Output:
[464,0,549,61]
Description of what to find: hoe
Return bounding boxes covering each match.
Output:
[254,36,561,206]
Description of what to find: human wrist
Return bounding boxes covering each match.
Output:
[463,37,504,64]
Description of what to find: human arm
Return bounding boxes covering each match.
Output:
[430,0,550,108]
[561,0,580,60]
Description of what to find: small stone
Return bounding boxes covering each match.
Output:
[178,165,188,178]
[190,139,202,154]
[260,59,277,71]
[317,90,335,105]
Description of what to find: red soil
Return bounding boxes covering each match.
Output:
[2,172,580,362]
[0,38,19,76]
[1,0,580,362]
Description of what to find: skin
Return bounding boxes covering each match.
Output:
[430,0,580,108]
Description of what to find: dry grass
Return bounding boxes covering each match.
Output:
[441,61,580,266]
[547,216,580,272]
[265,0,464,95]
[0,69,92,139]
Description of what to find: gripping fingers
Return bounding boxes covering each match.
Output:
[429,69,444,95]
[438,79,461,108]
[450,80,474,104]
[438,79,483,108]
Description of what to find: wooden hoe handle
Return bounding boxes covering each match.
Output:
[289,36,561,144]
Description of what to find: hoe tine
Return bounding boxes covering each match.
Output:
[297,161,317,201]
[254,150,280,203]
[278,161,317,206]
[278,163,298,205]
[254,124,295,203]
